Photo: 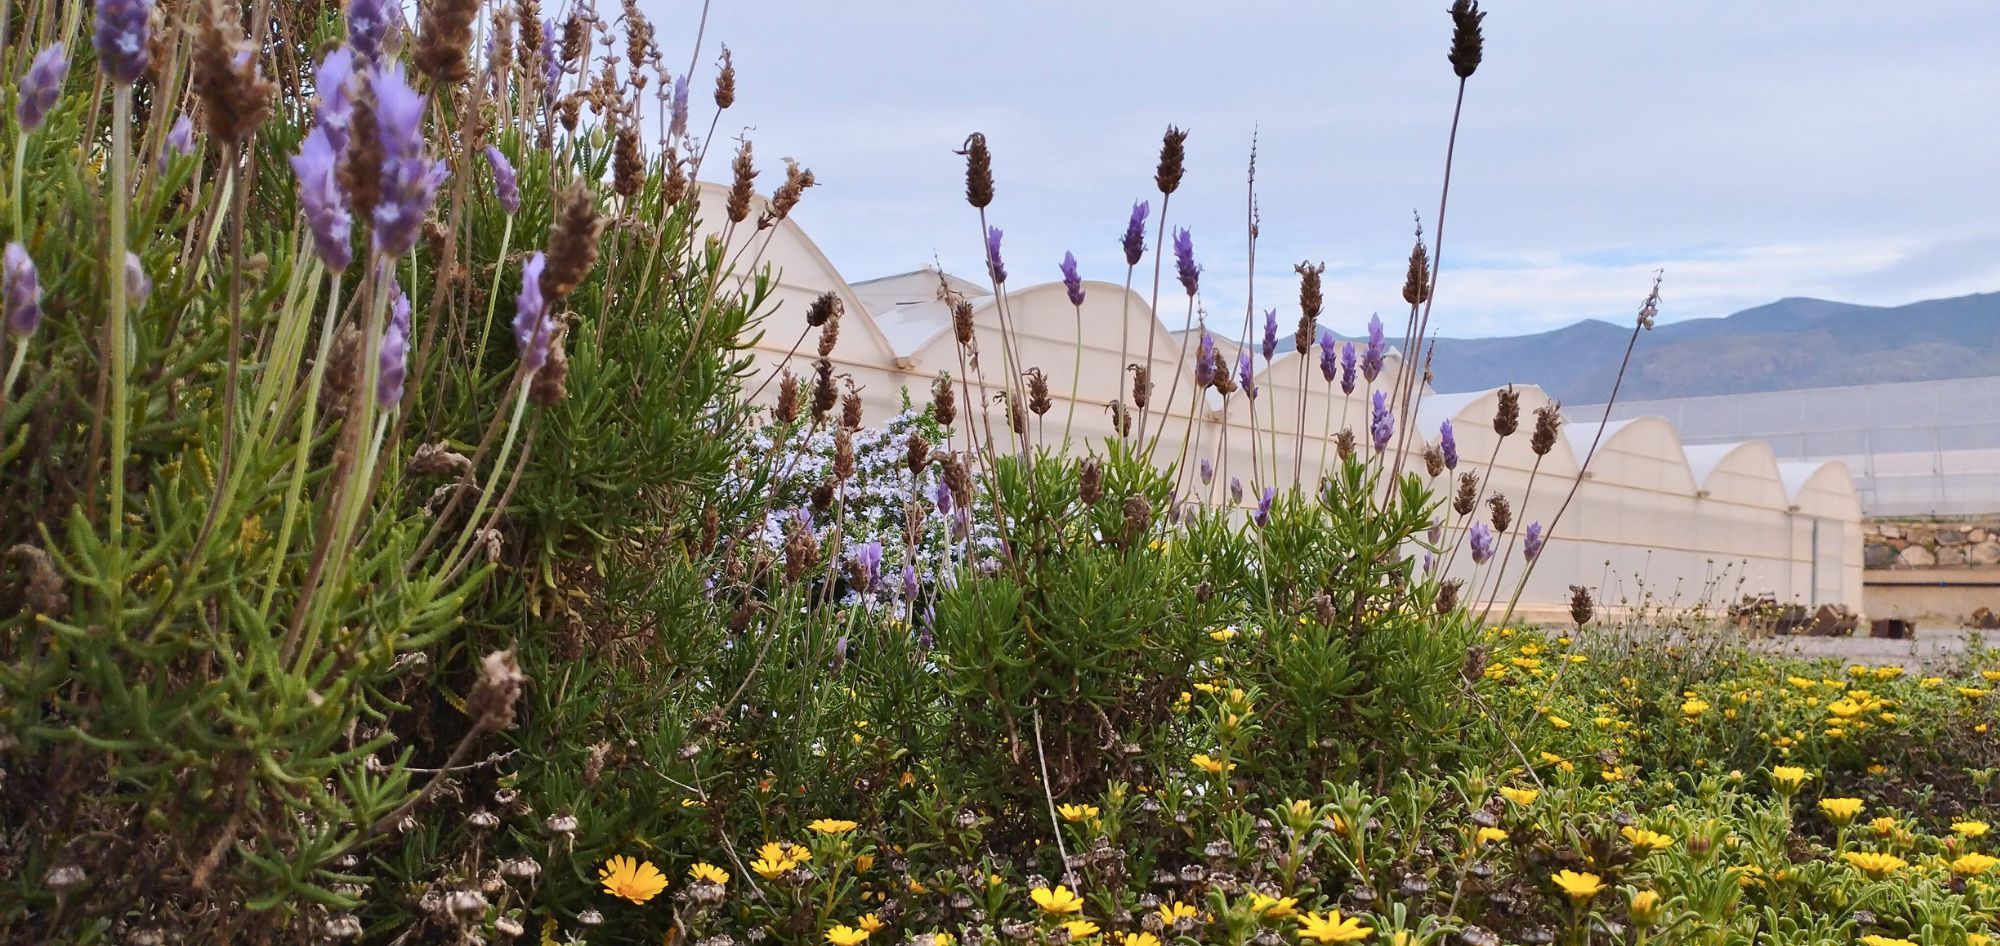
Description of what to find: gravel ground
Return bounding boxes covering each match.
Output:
[1745,628,1990,667]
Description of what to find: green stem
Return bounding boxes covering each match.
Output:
[471,214,515,368]
[261,274,340,618]
[107,87,131,626]
[440,376,534,572]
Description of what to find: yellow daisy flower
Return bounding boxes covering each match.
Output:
[599,855,668,905]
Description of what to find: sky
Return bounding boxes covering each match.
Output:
[634,1,2000,338]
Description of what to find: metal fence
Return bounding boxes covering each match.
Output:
[1573,376,2000,518]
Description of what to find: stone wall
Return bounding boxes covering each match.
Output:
[1864,517,2000,569]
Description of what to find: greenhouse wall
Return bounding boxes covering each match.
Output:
[697,185,1864,619]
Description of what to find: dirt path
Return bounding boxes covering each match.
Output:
[1746,628,1990,667]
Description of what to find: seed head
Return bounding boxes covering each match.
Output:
[1453,471,1478,516]
[714,46,737,108]
[613,121,645,196]
[1437,580,1463,616]
[775,371,800,424]
[1334,429,1356,460]
[1079,459,1103,505]
[1155,125,1189,196]
[906,430,931,475]
[414,0,480,83]
[959,132,994,209]
[811,359,838,424]
[763,159,816,227]
[1569,585,1595,627]
[1486,493,1512,533]
[466,650,528,732]
[1025,368,1052,416]
[840,380,862,430]
[1531,404,1562,456]
[1493,387,1520,438]
[1424,446,1445,478]
[1128,364,1152,410]
[727,138,758,223]
[1448,0,1486,79]
[930,374,957,427]
[541,182,605,300]
[194,0,275,145]
[528,323,570,405]
[1403,235,1432,305]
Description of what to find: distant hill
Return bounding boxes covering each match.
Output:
[1408,292,2000,404]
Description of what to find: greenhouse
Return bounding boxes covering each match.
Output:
[696,184,1863,618]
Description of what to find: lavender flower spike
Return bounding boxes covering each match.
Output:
[669,74,690,140]
[1229,476,1243,504]
[369,63,450,257]
[16,43,69,132]
[1194,330,1215,388]
[1199,457,1214,485]
[1440,420,1459,470]
[1260,309,1278,362]
[1523,521,1545,561]
[124,252,151,307]
[1059,252,1085,306]
[514,252,553,371]
[379,279,412,407]
[1317,327,1338,383]
[160,115,196,170]
[1370,389,1393,453]
[291,127,353,271]
[1361,313,1386,383]
[985,226,1006,284]
[853,541,884,593]
[1469,522,1497,564]
[1121,200,1149,266]
[1253,486,1276,527]
[347,0,393,61]
[312,48,357,152]
[484,145,521,214]
[932,476,953,518]
[902,563,920,601]
[1339,342,1357,395]
[93,0,151,84]
[1173,227,1199,296]
[4,243,42,338]
[1236,350,1257,401]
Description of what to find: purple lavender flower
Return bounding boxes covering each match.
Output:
[484,145,521,214]
[1236,350,1256,401]
[1440,420,1459,470]
[1428,521,1444,544]
[853,541,883,593]
[1253,486,1276,527]
[291,127,353,271]
[16,43,68,132]
[669,73,690,140]
[1361,313,1385,383]
[1194,330,1215,388]
[347,0,393,61]
[124,252,150,307]
[368,63,449,257]
[4,243,41,338]
[1229,476,1243,504]
[540,20,563,94]
[1469,522,1496,564]
[1173,227,1198,296]
[1120,200,1148,266]
[514,252,553,371]
[1059,252,1085,306]
[93,0,151,84]
[794,506,813,531]
[1339,342,1357,395]
[1199,457,1213,485]
[902,563,920,601]
[1260,309,1278,362]
[1318,327,1338,383]
[1370,390,1392,453]
[312,48,357,151]
[379,278,411,407]
[159,114,196,170]
[985,226,1006,284]
[1422,552,1436,575]
[1523,522,1544,561]
[932,476,953,518]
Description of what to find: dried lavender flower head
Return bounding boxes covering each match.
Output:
[1059,252,1085,306]
[94,0,153,84]
[4,243,42,338]
[1173,227,1198,296]
[1155,125,1188,195]
[16,43,69,132]
[484,145,521,214]
[1121,200,1149,266]
[960,132,993,209]
[1448,0,1486,79]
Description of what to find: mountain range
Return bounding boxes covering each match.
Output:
[1411,291,2000,404]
